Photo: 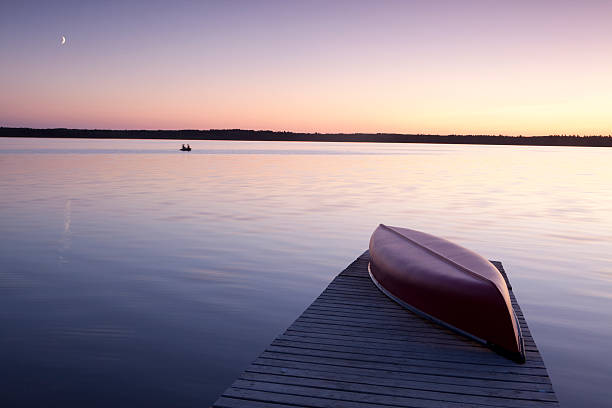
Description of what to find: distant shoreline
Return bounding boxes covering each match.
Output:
[2,127,611,147]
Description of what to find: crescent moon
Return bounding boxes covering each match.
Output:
[61,36,66,45]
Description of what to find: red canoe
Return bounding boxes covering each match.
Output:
[369,224,524,362]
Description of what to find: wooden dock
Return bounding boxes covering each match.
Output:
[213,251,559,408]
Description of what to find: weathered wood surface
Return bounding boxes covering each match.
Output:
[213,251,558,408]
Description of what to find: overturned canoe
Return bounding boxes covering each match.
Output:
[369,224,525,362]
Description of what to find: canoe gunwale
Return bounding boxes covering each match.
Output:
[368,261,526,363]
[368,263,487,345]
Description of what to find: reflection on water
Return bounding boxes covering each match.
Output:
[0,138,611,407]
[58,199,72,263]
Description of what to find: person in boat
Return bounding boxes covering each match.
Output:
[187,144,190,149]
[182,144,186,149]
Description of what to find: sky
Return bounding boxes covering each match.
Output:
[1,0,611,135]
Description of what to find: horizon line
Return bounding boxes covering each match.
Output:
[2,126,611,138]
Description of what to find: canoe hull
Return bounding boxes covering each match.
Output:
[369,224,524,362]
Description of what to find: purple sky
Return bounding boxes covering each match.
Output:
[1,1,611,134]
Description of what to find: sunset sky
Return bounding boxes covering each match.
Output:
[1,1,611,135]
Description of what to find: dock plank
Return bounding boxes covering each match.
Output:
[212,251,558,407]
[245,365,556,402]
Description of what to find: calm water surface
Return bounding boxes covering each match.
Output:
[1,138,611,407]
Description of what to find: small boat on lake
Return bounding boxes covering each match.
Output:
[369,224,525,362]
[180,144,191,151]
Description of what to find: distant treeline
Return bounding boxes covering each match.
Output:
[2,127,612,147]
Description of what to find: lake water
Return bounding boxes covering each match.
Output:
[1,137,610,407]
